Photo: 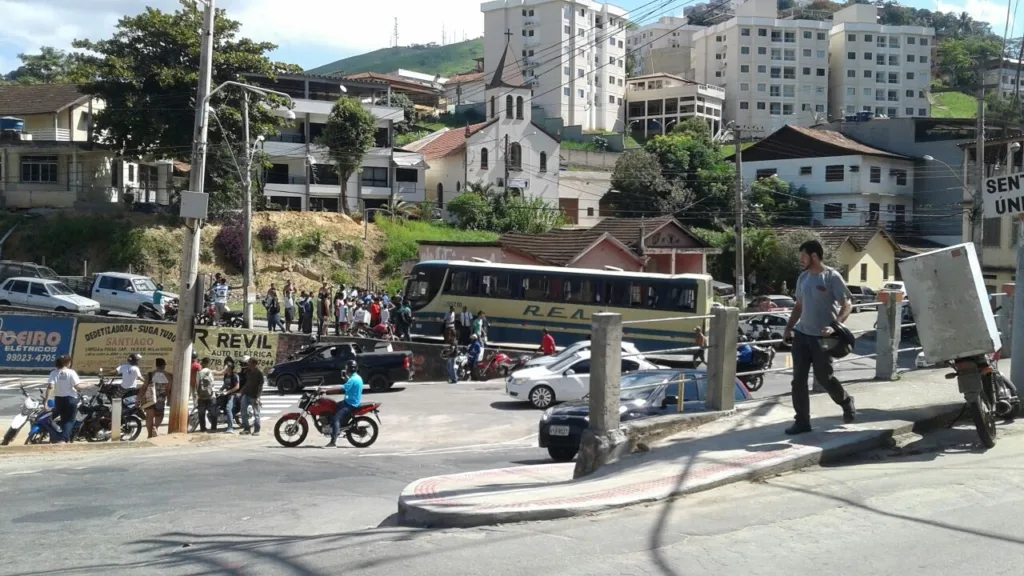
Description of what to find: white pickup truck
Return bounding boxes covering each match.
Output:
[63,272,177,317]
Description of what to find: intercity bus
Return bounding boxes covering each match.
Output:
[403,260,713,352]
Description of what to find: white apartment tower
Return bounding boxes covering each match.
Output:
[827,4,934,120]
[692,0,832,132]
[625,16,705,79]
[481,0,629,132]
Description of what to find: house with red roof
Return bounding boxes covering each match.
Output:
[404,41,560,211]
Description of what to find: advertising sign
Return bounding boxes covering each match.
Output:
[72,320,177,375]
[194,327,279,370]
[0,314,75,370]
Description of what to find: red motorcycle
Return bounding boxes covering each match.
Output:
[273,387,382,448]
[476,351,517,380]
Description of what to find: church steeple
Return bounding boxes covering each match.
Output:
[487,31,528,90]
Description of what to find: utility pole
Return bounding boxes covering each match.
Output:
[169,0,215,434]
[973,84,986,266]
[503,134,510,198]
[242,91,254,329]
[733,124,746,310]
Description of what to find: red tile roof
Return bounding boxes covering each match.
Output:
[446,71,485,85]
[773,226,899,252]
[415,120,496,160]
[499,230,608,266]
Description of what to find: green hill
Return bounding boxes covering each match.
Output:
[307,38,483,78]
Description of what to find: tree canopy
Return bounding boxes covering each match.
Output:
[318,97,377,215]
[1,47,95,85]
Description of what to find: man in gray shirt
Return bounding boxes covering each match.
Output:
[782,240,856,434]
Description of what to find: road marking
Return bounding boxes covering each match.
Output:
[358,438,539,458]
[6,470,40,476]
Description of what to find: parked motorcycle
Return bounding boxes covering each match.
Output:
[737,344,776,392]
[273,386,381,448]
[198,297,244,327]
[477,351,516,380]
[187,392,253,432]
[64,381,143,443]
[138,298,178,322]
[1,387,46,446]
[947,348,1020,448]
[24,399,58,445]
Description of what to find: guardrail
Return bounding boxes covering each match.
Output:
[606,290,1015,409]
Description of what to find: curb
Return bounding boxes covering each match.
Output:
[396,401,966,528]
[0,432,222,457]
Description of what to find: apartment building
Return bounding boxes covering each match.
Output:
[625,73,725,138]
[246,73,428,213]
[827,4,934,120]
[481,0,629,132]
[692,0,832,132]
[625,16,704,79]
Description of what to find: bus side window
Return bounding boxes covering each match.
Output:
[647,284,660,308]
[448,270,477,296]
[630,283,644,307]
[480,274,493,297]
[605,280,628,307]
[562,279,573,302]
[669,285,696,312]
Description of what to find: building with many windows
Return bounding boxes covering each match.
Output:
[984,57,1024,98]
[827,4,934,121]
[692,0,831,132]
[247,73,429,213]
[481,0,629,132]
[625,73,725,139]
[625,16,704,79]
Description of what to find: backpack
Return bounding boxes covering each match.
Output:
[197,369,216,400]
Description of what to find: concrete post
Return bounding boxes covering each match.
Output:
[574,312,629,479]
[706,307,739,411]
[997,283,1014,358]
[875,290,903,380]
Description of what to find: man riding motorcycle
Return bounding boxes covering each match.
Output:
[324,360,363,448]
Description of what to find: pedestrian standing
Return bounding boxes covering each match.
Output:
[460,306,472,345]
[334,288,345,335]
[396,298,413,341]
[45,355,89,444]
[283,280,296,333]
[195,357,218,433]
[303,292,315,334]
[473,312,485,344]
[189,351,201,401]
[265,284,284,332]
[694,327,706,367]
[212,277,230,323]
[239,358,264,436]
[444,338,459,383]
[539,328,556,356]
[317,289,330,337]
[220,360,241,434]
[782,240,856,435]
[379,299,391,330]
[444,305,457,343]
[139,358,173,438]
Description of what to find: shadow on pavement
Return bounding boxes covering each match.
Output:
[489,401,536,411]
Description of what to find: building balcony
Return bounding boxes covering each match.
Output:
[25,129,71,142]
[263,140,307,158]
[266,133,305,144]
[525,36,541,47]
[524,17,539,26]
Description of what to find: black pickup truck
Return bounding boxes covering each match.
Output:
[267,342,413,393]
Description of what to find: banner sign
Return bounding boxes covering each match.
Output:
[983,174,1024,217]
[72,320,177,375]
[194,327,279,371]
[0,314,75,370]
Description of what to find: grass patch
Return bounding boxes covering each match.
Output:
[931,91,978,118]
[396,130,431,146]
[376,219,498,278]
[276,229,324,257]
[561,140,603,152]
[719,141,756,157]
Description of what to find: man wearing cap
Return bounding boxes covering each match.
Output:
[782,239,856,435]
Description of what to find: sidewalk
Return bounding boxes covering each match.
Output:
[398,366,981,528]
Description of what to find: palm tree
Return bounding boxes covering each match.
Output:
[958,12,974,37]
[385,195,418,220]
[464,181,497,197]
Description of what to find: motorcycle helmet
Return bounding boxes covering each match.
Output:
[128,353,142,365]
[345,359,358,374]
[819,321,856,359]
[241,355,251,365]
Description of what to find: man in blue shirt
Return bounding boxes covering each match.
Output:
[326,360,363,448]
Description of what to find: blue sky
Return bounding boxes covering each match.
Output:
[0,0,1017,75]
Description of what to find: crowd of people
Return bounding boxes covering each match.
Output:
[259,280,414,340]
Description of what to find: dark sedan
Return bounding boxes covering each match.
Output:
[538,369,751,462]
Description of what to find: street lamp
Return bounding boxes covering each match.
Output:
[205,80,295,329]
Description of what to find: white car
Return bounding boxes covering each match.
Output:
[882,281,907,298]
[505,350,661,409]
[0,277,100,313]
[520,340,643,371]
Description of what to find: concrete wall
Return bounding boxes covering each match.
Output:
[573,238,641,270]
[562,149,622,170]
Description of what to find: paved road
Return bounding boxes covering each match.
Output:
[1,406,1020,574]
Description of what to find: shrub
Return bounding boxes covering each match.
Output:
[298,229,323,257]
[213,217,245,271]
[257,225,279,251]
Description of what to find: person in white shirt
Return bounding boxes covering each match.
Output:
[444,305,457,343]
[212,278,230,322]
[46,355,90,443]
[118,353,144,411]
[379,303,391,328]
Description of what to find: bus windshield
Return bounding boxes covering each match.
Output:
[404,266,445,311]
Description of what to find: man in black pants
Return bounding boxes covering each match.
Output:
[782,240,857,435]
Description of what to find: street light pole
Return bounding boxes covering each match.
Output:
[734,125,745,310]
[169,0,215,434]
[242,91,254,329]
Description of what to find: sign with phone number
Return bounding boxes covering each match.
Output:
[0,314,75,370]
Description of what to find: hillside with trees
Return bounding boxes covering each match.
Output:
[306,38,483,77]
